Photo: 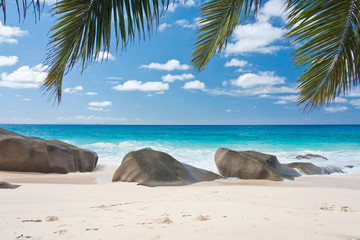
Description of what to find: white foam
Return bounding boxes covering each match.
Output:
[82,141,360,175]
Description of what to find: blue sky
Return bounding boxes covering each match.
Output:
[0,0,359,124]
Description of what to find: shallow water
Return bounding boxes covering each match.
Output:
[1,124,360,174]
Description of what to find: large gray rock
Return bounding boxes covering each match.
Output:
[215,148,300,181]
[284,162,343,175]
[0,128,98,173]
[112,148,221,186]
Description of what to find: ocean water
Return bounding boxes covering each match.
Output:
[1,124,360,175]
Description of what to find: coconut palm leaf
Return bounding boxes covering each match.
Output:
[0,0,42,23]
[43,0,170,103]
[286,0,360,110]
[191,0,263,72]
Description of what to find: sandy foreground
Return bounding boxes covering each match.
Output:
[1,166,360,240]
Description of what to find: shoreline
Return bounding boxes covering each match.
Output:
[2,165,360,189]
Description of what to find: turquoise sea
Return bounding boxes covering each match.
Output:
[1,124,360,174]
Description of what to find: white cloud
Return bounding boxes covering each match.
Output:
[140,59,190,71]
[324,106,348,113]
[273,95,298,104]
[334,97,348,103]
[347,87,360,97]
[89,101,112,107]
[230,71,285,88]
[166,3,177,12]
[175,19,199,29]
[225,21,285,55]
[258,0,286,22]
[158,23,171,32]
[112,80,169,91]
[22,98,32,101]
[0,64,47,89]
[224,58,248,67]
[165,0,196,12]
[95,51,115,61]
[224,0,287,56]
[204,85,297,97]
[184,0,196,7]
[349,99,360,109]
[0,56,18,67]
[0,21,28,44]
[64,85,83,94]
[161,73,195,82]
[88,107,110,111]
[183,80,205,90]
[225,109,232,112]
[86,92,98,95]
[107,76,123,80]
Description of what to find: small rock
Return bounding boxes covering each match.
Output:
[0,181,20,189]
[296,154,328,160]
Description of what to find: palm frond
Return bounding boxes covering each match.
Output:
[43,0,170,103]
[286,0,360,110]
[0,0,42,23]
[191,0,263,72]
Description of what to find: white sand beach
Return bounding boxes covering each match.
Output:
[1,167,360,240]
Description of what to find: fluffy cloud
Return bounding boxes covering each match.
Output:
[230,71,285,88]
[0,56,18,66]
[0,64,47,88]
[107,76,123,80]
[347,87,360,97]
[161,73,194,82]
[324,106,348,113]
[183,80,205,90]
[349,99,360,109]
[64,86,83,94]
[258,0,286,22]
[273,95,298,104]
[88,101,111,111]
[86,92,98,95]
[204,85,297,97]
[334,97,348,103]
[140,59,190,71]
[112,80,169,91]
[166,0,196,12]
[158,23,171,32]
[175,18,199,29]
[0,21,28,44]
[88,107,110,111]
[89,101,112,107]
[224,0,286,56]
[95,51,115,61]
[225,22,285,55]
[224,58,248,67]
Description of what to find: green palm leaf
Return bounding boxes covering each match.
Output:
[286,0,360,110]
[43,0,170,103]
[0,0,42,23]
[191,0,263,72]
